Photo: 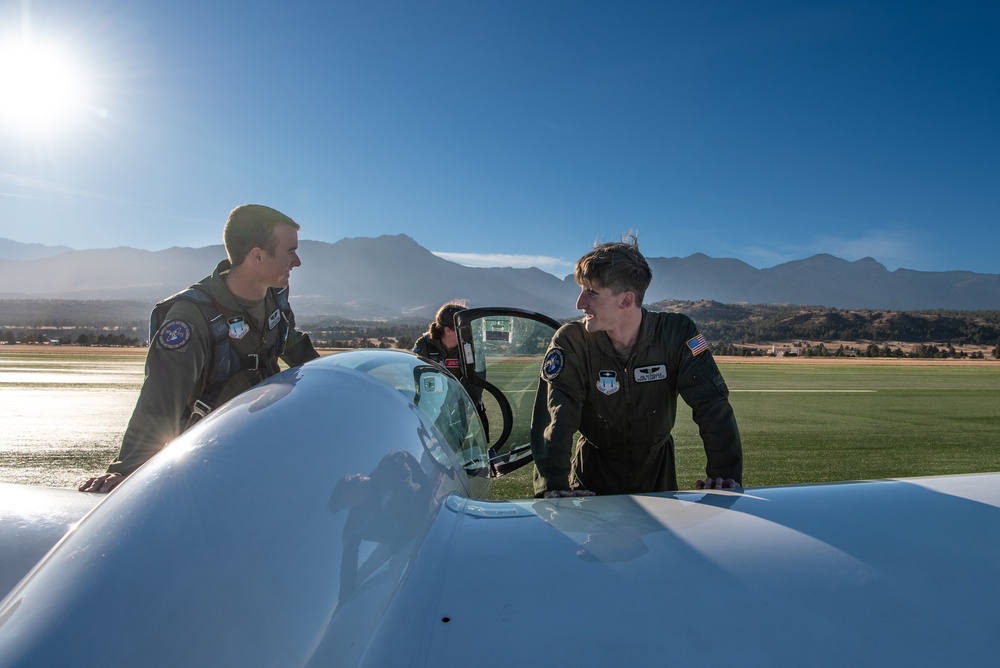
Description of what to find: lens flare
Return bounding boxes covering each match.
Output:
[0,36,89,135]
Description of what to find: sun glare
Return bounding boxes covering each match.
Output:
[0,35,89,135]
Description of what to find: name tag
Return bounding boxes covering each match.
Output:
[268,309,281,330]
[634,364,667,383]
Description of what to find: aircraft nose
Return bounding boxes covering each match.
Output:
[0,355,465,666]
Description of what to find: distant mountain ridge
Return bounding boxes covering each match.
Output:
[1,235,997,317]
[644,253,1000,312]
[0,238,73,261]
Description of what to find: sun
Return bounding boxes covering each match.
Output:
[0,35,89,135]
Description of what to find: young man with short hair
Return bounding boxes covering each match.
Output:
[531,236,742,498]
[80,204,319,493]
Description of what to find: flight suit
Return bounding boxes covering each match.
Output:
[412,335,464,377]
[412,333,490,440]
[531,309,742,497]
[107,260,318,477]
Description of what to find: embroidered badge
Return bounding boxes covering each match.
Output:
[422,374,444,394]
[542,348,564,380]
[267,308,281,330]
[687,333,709,356]
[444,358,460,368]
[597,370,620,395]
[634,364,667,383]
[228,316,250,340]
[158,320,191,350]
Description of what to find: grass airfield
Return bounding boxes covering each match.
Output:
[491,357,1000,498]
[2,346,998,495]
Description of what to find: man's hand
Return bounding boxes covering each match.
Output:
[79,473,125,494]
[543,489,596,498]
[695,477,741,490]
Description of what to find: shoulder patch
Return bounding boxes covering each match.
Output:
[158,319,192,350]
[686,333,709,357]
[542,348,564,380]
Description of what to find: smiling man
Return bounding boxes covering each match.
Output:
[530,235,742,498]
[80,204,319,493]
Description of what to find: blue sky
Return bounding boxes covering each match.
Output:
[1,0,998,277]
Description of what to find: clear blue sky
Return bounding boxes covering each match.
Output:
[2,0,998,277]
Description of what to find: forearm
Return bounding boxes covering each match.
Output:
[109,318,207,476]
[530,384,580,495]
[695,399,743,483]
[108,374,195,476]
[108,406,185,476]
[282,327,319,366]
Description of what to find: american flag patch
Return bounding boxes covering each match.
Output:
[687,333,709,356]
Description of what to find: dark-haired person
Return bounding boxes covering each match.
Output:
[531,235,742,498]
[412,300,489,438]
[80,204,318,493]
[412,301,467,371]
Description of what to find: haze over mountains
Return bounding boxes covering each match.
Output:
[1,235,998,319]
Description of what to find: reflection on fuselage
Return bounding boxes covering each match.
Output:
[330,450,433,608]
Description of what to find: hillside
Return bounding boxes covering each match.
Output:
[2,235,1000,315]
[652,299,1000,349]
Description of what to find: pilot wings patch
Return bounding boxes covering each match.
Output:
[634,364,666,382]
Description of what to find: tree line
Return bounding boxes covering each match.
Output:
[3,299,999,358]
[712,340,998,359]
[0,301,428,350]
[653,299,1000,358]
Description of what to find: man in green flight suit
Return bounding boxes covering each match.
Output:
[531,235,742,498]
[80,204,319,493]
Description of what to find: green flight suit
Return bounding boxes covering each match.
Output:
[107,260,318,477]
[412,333,490,439]
[412,335,464,376]
[531,309,742,497]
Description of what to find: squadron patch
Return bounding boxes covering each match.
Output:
[542,348,564,380]
[634,364,667,383]
[687,333,709,357]
[158,319,192,350]
[597,370,620,395]
[228,316,250,340]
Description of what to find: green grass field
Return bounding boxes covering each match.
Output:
[490,361,1000,499]
[4,348,999,496]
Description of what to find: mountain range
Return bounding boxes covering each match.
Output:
[1,235,998,318]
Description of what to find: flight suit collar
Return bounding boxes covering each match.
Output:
[593,308,651,360]
[422,335,456,359]
[634,308,654,354]
[207,259,251,312]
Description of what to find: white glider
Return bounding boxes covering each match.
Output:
[1,309,997,666]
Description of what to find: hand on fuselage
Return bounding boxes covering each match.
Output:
[78,472,125,494]
[695,477,740,490]
[543,489,596,498]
